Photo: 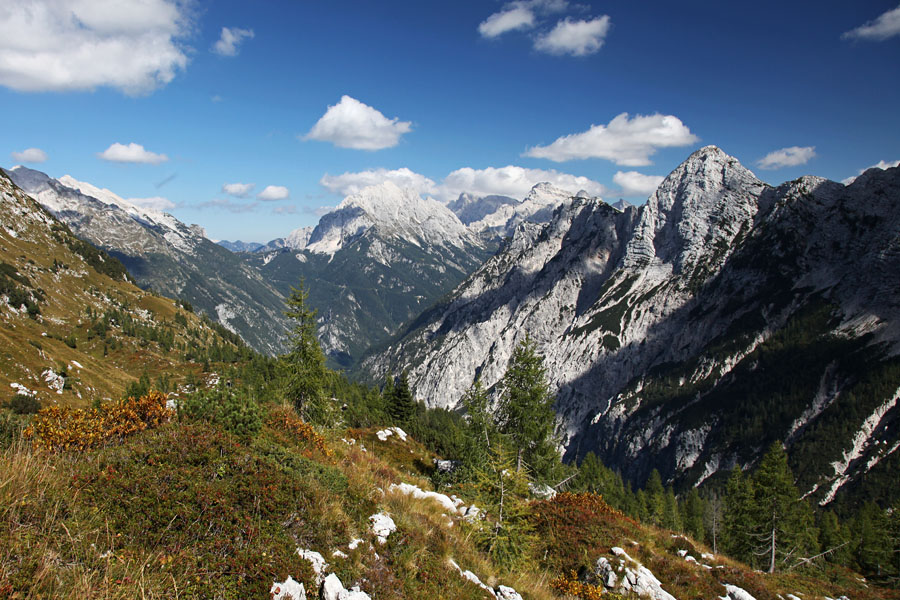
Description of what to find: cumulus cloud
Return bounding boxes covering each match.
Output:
[842,4,900,41]
[257,185,290,201]
[222,182,255,198]
[525,112,698,166]
[304,95,412,150]
[842,159,900,185]
[320,168,438,197]
[439,165,608,201]
[757,146,816,170]
[613,171,664,197]
[212,26,254,56]
[98,142,168,164]
[479,5,536,38]
[535,16,611,56]
[127,196,175,211]
[11,148,48,163]
[0,0,189,95]
[318,165,607,202]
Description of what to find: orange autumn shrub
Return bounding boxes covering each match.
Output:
[550,570,605,600]
[266,409,332,456]
[23,391,172,452]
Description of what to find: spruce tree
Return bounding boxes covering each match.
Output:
[387,370,416,426]
[281,281,328,423]
[749,442,817,572]
[645,469,666,526]
[723,466,754,563]
[496,334,558,480]
[683,488,706,542]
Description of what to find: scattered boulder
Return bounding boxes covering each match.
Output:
[297,548,328,587]
[369,512,396,544]
[270,576,306,600]
[434,458,460,473]
[321,573,370,600]
[723,584,757,600]
[375,426,408,442]
[595,547,676,600]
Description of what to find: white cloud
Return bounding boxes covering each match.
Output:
[304,95,412,150]
[127,196,175,211]
[479,5,536,38]
[525,112,699,166]
[842,159,900,184]
[439,165,608,200]
[534,16,611,56]
[272,205,297,215]
[0,0,189,95]
[98,142,168,165]
[613,171,664,197]
[222,182,255,198]
[842,4,900,41]
[320,168,438,197]
[11,148,48,163]
[257,185,290,201]
[757,146,816,170]
[212,26,254,56]
[318,165,606,202]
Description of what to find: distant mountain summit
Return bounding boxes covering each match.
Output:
[449,182,581,240]
[5,166,290,355]
[361,146,900,509]
[245,182,491,367]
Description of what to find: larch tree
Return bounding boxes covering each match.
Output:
[496,334,559,480]
[281,281,328,423]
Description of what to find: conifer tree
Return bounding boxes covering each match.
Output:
[683,488,706,542]
[724,466,754,563]
[818,511,851,566]
[749,442,817,572]
[645,469,666,526]
[387,370,416,425]
[281,281,328,423]
[461,378,494,472]
[496,334,558,479]
[472,438,534,570]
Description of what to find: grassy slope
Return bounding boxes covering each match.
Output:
[2,406,895,600]
[0,171,243,406]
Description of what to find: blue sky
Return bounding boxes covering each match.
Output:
[1,0,899,242]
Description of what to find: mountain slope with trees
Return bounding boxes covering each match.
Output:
[360,146,900,513]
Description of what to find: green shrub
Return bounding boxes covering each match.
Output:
[8,393,40,415]
[179,385,262,439]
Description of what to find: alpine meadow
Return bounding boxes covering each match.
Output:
[2,1,900,599]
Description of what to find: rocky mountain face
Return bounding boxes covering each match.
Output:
[448,182,582,241]
[5,167,290,355]
[242,182,492,367]
[361,146,900,508]
[217,240,264,253]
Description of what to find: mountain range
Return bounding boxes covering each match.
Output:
[359,146,900,509]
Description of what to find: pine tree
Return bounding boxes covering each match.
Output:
[281,281,328,423]
[496,335,558,480]
[818,511,851,566]
[461,378,494,473]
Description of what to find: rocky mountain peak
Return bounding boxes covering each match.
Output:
[623,145,768,276]
[524,181,578,206]
[305,182,477,255]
